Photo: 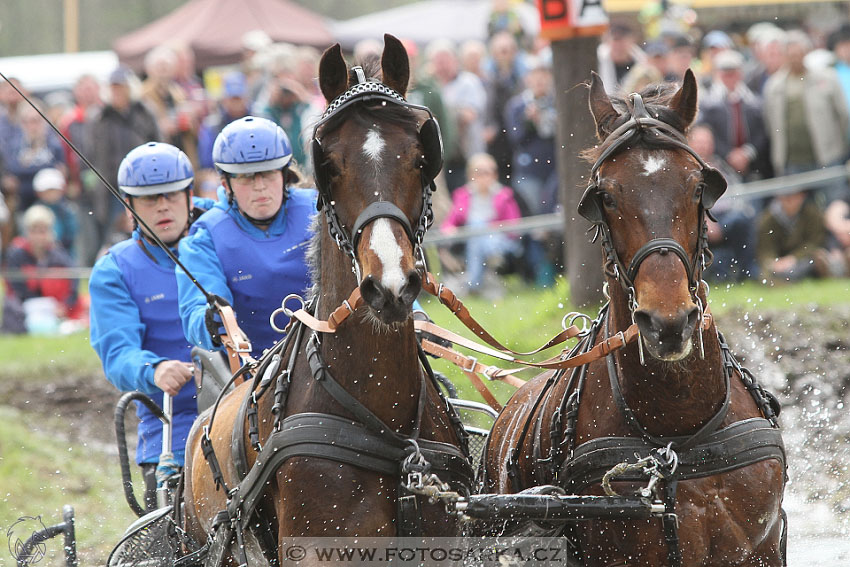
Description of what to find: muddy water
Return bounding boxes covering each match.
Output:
[718,305,850,559]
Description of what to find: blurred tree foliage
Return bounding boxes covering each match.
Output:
[0,0,417,57]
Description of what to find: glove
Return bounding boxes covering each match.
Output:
[205,294,230,347]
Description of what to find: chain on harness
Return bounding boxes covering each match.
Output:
[401,439,464,512]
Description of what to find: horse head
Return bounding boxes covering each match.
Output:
[581,70,727,361]
[312,35,442,326]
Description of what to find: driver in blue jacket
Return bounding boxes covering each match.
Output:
[89,142,209,511]
[176,116,316,358]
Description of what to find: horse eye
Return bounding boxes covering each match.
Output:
[694,182,706,201]
[600,192,616,209]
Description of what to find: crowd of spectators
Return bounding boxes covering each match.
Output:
[4,2,850,332]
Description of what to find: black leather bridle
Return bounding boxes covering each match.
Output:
[310,66,443,281]
[577,93,728,356]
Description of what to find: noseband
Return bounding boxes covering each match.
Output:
[311,67,444,280]
[579,93,727,303]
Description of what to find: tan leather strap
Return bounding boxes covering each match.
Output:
[462,370,502,412]
[421,273,582,357]
[421,339,526,385]
[218,304,255,375]
[289,288,364,334]
[414,320,519,362]
[421,339,525,412]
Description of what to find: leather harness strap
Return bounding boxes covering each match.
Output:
[421,339,526,386]
[559,418,786,494]
[288,288,365,334]
[218,304,254,375]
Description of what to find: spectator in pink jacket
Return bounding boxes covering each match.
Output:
[440,153,521,294]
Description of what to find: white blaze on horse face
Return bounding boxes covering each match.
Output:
[641,153,667,176]
[362,129,385,163]
[369,218,405,295]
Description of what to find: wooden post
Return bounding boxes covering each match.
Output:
[552,35,604,308]
[64,0,79,53]
[538,0,607,307]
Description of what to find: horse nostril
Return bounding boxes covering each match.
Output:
[400,271,422,305]
[633,310,656,339]
[685,306,700,337]
[359,276,385,309]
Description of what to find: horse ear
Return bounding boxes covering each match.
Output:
[669,69,699,128]
[381,34,410,97]
[588,71,618,140]
[319,43,348,103]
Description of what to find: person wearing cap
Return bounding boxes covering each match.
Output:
[32,167,78,256]
[697,49,770,182]
[664,33,697,84]
[241,30,273,105]
[258,73,312,168]
[197,72,250,171]
[90,66,160,251]
[89,142,209,512]
[699,30,735,81]
[176,116,316,358]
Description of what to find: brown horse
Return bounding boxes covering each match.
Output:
[483,71,786,566]
[182,35,472,565]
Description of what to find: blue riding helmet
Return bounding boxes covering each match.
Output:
[118,142,194,196]
[213,116,293,175]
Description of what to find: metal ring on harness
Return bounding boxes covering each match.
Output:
[269,294,305,333]
[563,312,593,335]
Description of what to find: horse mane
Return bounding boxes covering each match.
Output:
[581,82,691,164]
[305,213,322,301]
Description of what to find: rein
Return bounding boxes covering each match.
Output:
[277,271,713,413]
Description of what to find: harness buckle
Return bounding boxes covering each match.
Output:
[280,294,304,318]
[462,356,478,373]
[613,330,626,349]
[664,512,680,529]
[342,299,354,313]
[483,366,501,379]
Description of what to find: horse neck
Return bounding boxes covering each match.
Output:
[606,279,727,436]
[313,228,422,427]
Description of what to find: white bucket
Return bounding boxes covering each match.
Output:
[23,296,60,334]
